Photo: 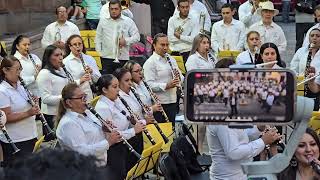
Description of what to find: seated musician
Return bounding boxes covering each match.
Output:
[236,31,261,65]
[55,83,122,167]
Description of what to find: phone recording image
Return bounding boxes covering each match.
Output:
[189,70,294,122]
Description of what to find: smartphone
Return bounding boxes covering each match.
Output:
[185,69,296,124]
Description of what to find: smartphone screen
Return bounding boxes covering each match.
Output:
[185,69,295,124]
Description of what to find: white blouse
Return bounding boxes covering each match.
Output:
[56,109,109,166]
[0,81,38,142]
[290,46,320,75]
[133,81,152,106]
[36,68,69,115]
[236,50,257,65]
[185,51,216,71]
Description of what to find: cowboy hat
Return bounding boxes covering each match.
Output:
[257,1,279,16]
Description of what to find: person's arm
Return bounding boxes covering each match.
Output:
[238,3,252,26]
[289,49,301,74]
[308,76,320,93]
[20,69,36,87]
[86,55,101,83]
[41,26,53,48]
[210,24,219,52]
[143,61,167,92]
[124,19,140,45]
[185,55,197,71]
[236,23,246,51]
[180,18,200,43]
[167,17,179,44]
[37,70,62,106]
[95,21,103,53]
[203,7,211,32]
[277,28,287,54]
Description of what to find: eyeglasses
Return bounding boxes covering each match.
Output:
[71,43,83,47]
[9,67,23,72]
[68,94,87,101]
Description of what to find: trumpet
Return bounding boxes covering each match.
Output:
[118,95,156,145]
[85,104,141,159]
[130,87,169,144]
[114,26,122,63]
[175,19,188,34]
[19,77,56,141]
[141,79,169,122]
[199,12,206,34]
[0,112,20,155]
[78,51,97,93]
[165,53,184,97]
[61,63,74,83]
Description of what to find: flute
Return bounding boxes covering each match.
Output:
[0,113,20,154]
[130,87,169,144]
[19,77,56,141]
[141,79,169,122]
[118,95,156,145]
[78,51,97,93]
[85,104,141,159]
[165,53,184,97]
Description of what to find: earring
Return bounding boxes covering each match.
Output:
[290,156,297,167]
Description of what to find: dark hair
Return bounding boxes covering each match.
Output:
[152,33,167,51]
[177,0,189,7]
[65,34,86,56]
[96,74,116,95]
[257,42,285,67]
[55,83,79,128]
[11,35,29,55]
[42,45,65,78]
[55,5,67,15]
[112,68,130,81]
[221,3,234,11]
[190,33,211,55]
[0,43,7,58]
[309,28,320,41]
[0,56,21,83]
[246,31,260,41]
[4,149,108,180]
[123,60,139,73]
[109,0,121,8]
[278,128,320,180]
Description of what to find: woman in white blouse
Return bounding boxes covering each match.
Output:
[236,31,261,65]
[55,83,121,167]
[63,34,101,101]
[11,35,42,97]
[0,56,40,166]
[95,74,145,179]
[36,45,71,130]
[258,42,285,69]
[185,33,217,71]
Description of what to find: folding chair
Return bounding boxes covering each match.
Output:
[171,56,186,75]
[80,30,96,50]
[86,51,102,70]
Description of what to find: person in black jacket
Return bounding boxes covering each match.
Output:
[132,0,175,36]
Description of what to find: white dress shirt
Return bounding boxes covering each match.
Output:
[133,82,152,106]
[290,46,320,75]
[143,52,184,104]
[95,15,140,60]
[119,90,147,123]
[185,51,216,71]
[302,23,320,47]
[174,0,211,32]
[248,21,287,54]
[95,95,136,140]
[236,49,257,65]
[36,68,69,115]
[14,51,42,96]
[211,19,246,52]
[41,21,80,48]
[56,109,109,166]
[63,52,101,101]
[206,125,265,180]
[0,81,38,143]
[238,1,261,28]
[168,13,199,53]
[100,2,134,19]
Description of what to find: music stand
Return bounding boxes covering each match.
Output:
[126,142,163,180]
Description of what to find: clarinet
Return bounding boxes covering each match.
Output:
[61,63,75,82]
[130,87,169,144]
[18,77,56,141]
[141,80,169,122]
[165,53,184,97]
[207,49,217,66]
[304,44,314,95]
[0,113,20,154]
[27,52,39,74]
[85,104,141,159]
[310,159,320,175]
[118,95,156,145]
[78,51,97,93]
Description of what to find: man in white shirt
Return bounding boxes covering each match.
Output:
[96,0,140,75]
[238,0,261,28]
[211,3,246,52]
[143,33,183,123]
[100,1,134,19]
[168,0,199,65]
[41,6,80,49]
[302,5,320,47]
[248,1,287,54]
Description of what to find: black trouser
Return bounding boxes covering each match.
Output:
[151,18,169,37]
[100,58,127,75]
[43,114,54,132]
[1,138,37,167]
[305,89,320,110]
[295,22,314,51]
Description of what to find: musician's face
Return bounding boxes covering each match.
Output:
[119,72,133,93]
[56,7,68,23]
[178,1,190,18]
[198,37,210,53]
[261,10,274,23]
[3,61,22,83]
[247,33,260,48]
[153,37,169,57]
[104,77,119,101]
[69,37,83,57]
[261,47,276,63]
[314,10,320,22]
[50,48,63,70]
[131,64,143,84]
[16,37,30,56]
[309,30,320,47]
[221,7,234,22]
[67,88,87,113]
[295,133,319,166]
[109,3,121,19]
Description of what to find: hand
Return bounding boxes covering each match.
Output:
[144,114,155,124]
[251,6,256,14]
[174,31,181,39]
[32,96,39,105]
[307,66,316,78]
[80,73,91,84]
[54,41,65,49]
[106,130,122,146]
[119,37,126,48]
[85,66,93,74]
[27,106,40,116]
[261,128,282,145]
[166,78,180,89]
[0,110,7,126]
[134,121,145,134]
[151,103,162,112]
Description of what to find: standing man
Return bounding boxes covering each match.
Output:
[211,3,246,52]
[41,6,80,49]
[95,0,140,75]
[132,0,175,36]
[302,5,320,47]
[238,0,261,28]
[168,0,199,65]
[81,0,102,30]
[143,33,183,123]
[249,1,287,54]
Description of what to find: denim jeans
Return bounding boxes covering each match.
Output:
[86,19,99,30]
[282,1,290,22]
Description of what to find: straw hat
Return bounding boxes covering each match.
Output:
[257,1,279,16]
